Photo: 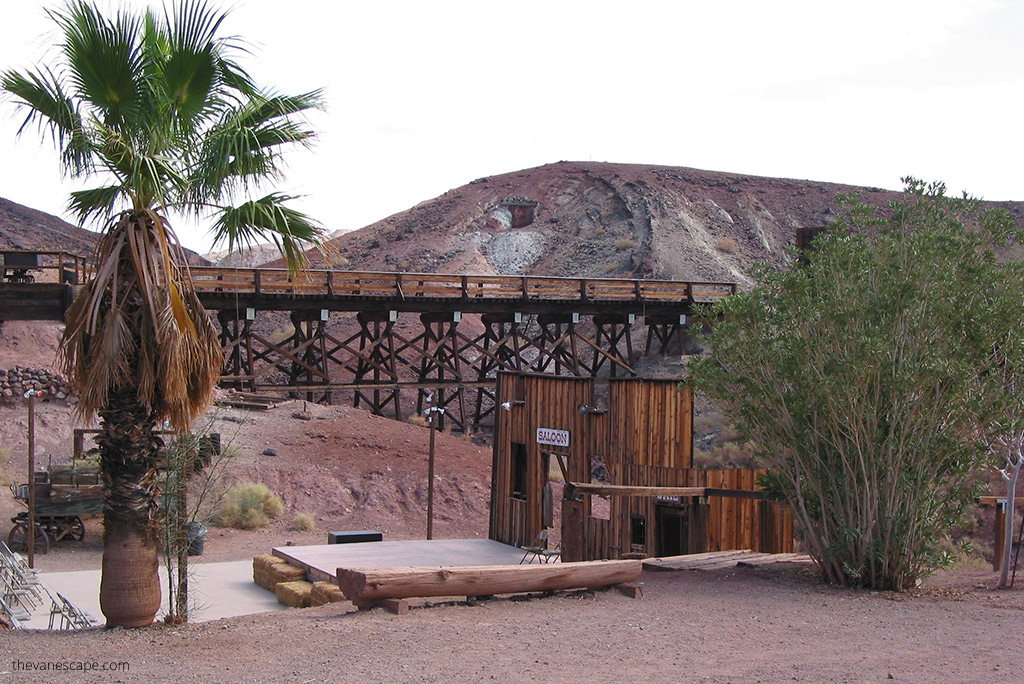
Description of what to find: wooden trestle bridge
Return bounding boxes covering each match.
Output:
[0,252,735,431]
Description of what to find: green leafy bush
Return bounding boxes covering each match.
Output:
[691,179,1024,590]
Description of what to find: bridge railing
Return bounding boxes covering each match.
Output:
[187,267,736,304]
[1,251,89,285]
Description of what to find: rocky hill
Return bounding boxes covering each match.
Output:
[266,161,1024,286]
[0,197,99,255]
[0,196,210,265]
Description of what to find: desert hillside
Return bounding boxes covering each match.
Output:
[264,161,1024,286]
[0,197,98,255]
[0,196,210,265]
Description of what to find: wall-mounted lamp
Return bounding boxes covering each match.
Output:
[577,404,606,416]
[500,400,525,412]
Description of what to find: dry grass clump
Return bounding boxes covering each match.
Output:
[292,512,315,532]
[218,483,284,529]
[328,253,350,268]
[694,441,758,469]
[715,237,739,253]
[616,237,638,249]
[0,447,10,485]
[407,414,428,427]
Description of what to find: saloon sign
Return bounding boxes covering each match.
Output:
[536,427,570,448]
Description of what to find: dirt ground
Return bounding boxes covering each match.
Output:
[1,562,1022,683]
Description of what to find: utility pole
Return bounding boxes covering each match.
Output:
[425,394,445,540]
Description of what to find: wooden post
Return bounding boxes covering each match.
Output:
[427,406,436,540]
[425,397,444,540]
[26,391,36,568]
[994,500,1005,572]
[561,497,584,562]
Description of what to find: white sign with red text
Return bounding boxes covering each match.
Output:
[536,427,570,448]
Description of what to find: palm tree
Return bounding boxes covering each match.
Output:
[2,0,324,627]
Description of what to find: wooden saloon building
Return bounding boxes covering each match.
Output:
[490,372,793,562]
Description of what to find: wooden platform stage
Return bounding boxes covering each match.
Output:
[272,539,530,583]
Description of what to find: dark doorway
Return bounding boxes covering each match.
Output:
[656,504,688,557]
[511,442,527,500]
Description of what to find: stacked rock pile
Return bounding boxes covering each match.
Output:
[0,366,72,400]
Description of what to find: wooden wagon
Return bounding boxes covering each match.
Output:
[8,473,102,555]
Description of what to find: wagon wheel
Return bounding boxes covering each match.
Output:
[68,516,86,541]
[7,521,50,555]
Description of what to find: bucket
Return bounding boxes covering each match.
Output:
[186,522,208,556]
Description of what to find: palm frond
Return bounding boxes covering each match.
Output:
[1,66,92,175]
[235,90,326,129]
[94,122,188,210]
[68,184,126,225]
[154,0,230,127]
[211,193,324,270]
[52,0,147,130]
[189,90,323,200]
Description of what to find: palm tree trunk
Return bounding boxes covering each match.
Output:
[96,388,162,628]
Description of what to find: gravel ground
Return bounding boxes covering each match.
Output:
[2,563,1023,683]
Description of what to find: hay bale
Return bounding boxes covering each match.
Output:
[253,554,303,590]
[253,553,286,570]
[310,581,332,606]
[276,580,314,608]
[310,581,347,606]
[267,563,306,585]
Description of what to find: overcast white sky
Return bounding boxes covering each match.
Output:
[1,0,1022,253]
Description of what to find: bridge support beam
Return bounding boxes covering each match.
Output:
[205,303,723,433]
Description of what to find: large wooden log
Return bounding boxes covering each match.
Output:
[336,560,642,602]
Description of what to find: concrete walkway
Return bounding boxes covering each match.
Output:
[23,559,284,629]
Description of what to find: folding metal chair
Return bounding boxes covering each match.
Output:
[520,530,562,564]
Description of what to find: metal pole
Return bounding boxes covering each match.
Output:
[26,392,36,568]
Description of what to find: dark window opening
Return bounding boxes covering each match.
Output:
[511,442,528,500]
[631,514,647,547]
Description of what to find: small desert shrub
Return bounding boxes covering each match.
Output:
[218,483,284,530]
[0,447,10,485]
[604,262,619,274]
[407,414,428,427]
[616,238,637,250]
[292,513,315,532]
[715,237,739,254]
[328,254,350,268]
